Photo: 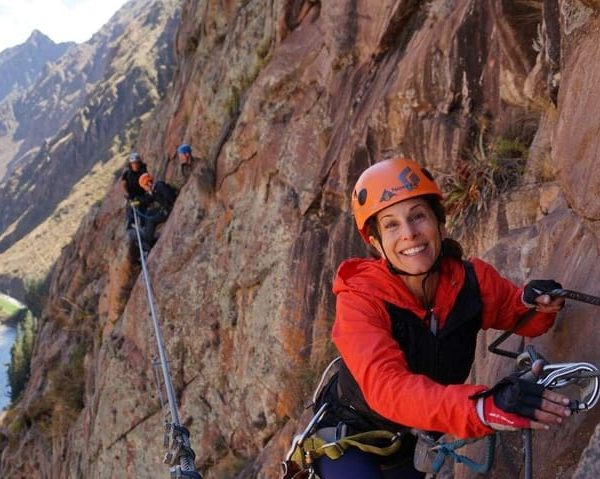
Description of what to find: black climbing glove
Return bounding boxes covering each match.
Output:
[471,375,545,431]
[522,279,563,308]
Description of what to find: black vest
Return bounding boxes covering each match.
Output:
[319,261,483,434]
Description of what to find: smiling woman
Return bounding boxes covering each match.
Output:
[291,157,571,479]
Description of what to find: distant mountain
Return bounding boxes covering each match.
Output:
[0,0,179,289]
[0,30,73,103]
[0,31,73,177]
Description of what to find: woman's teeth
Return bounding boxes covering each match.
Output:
[401,245,426,256]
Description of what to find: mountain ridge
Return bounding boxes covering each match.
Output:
[0,29,73,103]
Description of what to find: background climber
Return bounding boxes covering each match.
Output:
[170,143,194,190]
[121,152,148,230]
[121,152,148,200]
[129,172,177,253]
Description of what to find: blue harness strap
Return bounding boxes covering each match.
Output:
[431,434,496,475]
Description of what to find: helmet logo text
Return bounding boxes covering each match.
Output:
[399,167,420,191]
[380,189,395,202]
[378,167,422,202]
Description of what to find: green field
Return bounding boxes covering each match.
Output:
[0,294,26,320]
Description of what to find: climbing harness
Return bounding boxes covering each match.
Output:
[281,402,403,479]
[132,207,202,479]
[281,356,494,478]
[280,357,405,479]
[486,288,600,479]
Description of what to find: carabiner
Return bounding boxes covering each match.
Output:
[284,402,330,461]
[538,362,600,411]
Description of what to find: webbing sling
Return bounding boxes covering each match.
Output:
[290,429,403,464]
[429,435,496,475]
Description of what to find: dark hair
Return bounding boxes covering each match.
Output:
[365,194,463,260]
[423,195,463,259]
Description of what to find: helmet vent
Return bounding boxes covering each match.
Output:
[357,188,368,205]
[421,167,434,181]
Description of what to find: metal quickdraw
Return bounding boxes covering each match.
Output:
[132,206,202,479]
[541,363,600,411]
[488,286,600,479]
[515,346,600,412]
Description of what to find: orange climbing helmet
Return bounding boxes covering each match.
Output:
[139,172,154,190]
[351,157,443,243]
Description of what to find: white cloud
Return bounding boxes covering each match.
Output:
[0,0,129,52]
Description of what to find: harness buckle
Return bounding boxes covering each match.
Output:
[319,441,345,460]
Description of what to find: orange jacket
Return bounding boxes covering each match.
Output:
[331,256,556,438]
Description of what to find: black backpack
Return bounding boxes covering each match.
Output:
[153,181,177,211]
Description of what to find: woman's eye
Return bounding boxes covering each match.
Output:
[409,212,426,222]
[383,221,398,230]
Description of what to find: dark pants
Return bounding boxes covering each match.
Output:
[125,203,135,229]
[140,208,167,247]
[127,208,167,252]
[314,448,425,479]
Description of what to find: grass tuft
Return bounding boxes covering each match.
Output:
[440,128,529,237]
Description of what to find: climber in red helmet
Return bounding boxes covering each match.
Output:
[128,172,177,252]
[312,157,570,478]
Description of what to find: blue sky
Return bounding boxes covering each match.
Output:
[0,0,129,52]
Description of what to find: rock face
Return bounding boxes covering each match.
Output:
[2,1,600,479]
[0,0,180,293]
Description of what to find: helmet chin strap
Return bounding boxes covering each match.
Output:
[385,252,442,277]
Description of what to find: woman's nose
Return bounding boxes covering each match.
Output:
[399,222,417,240]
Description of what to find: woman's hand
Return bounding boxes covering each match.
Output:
[532,294,565,314]
[473,376,572,432]
[523,280,565,313]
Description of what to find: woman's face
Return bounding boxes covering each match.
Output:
[369,197,443,275]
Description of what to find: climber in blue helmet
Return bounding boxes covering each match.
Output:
[177,143,192,156]
[173,143,194,189]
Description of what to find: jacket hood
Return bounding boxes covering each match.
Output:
[333,256,466,318]
[333,258,416,305]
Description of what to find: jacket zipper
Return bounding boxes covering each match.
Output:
[429,308,439,379]
[429,308,438,336]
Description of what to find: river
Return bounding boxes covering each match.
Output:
[0,321,17,410]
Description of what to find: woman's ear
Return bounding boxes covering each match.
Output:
[368,235,384,257]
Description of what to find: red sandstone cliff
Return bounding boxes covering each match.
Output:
[3,1,600,478]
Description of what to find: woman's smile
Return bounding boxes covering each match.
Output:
[399,244,427,256]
